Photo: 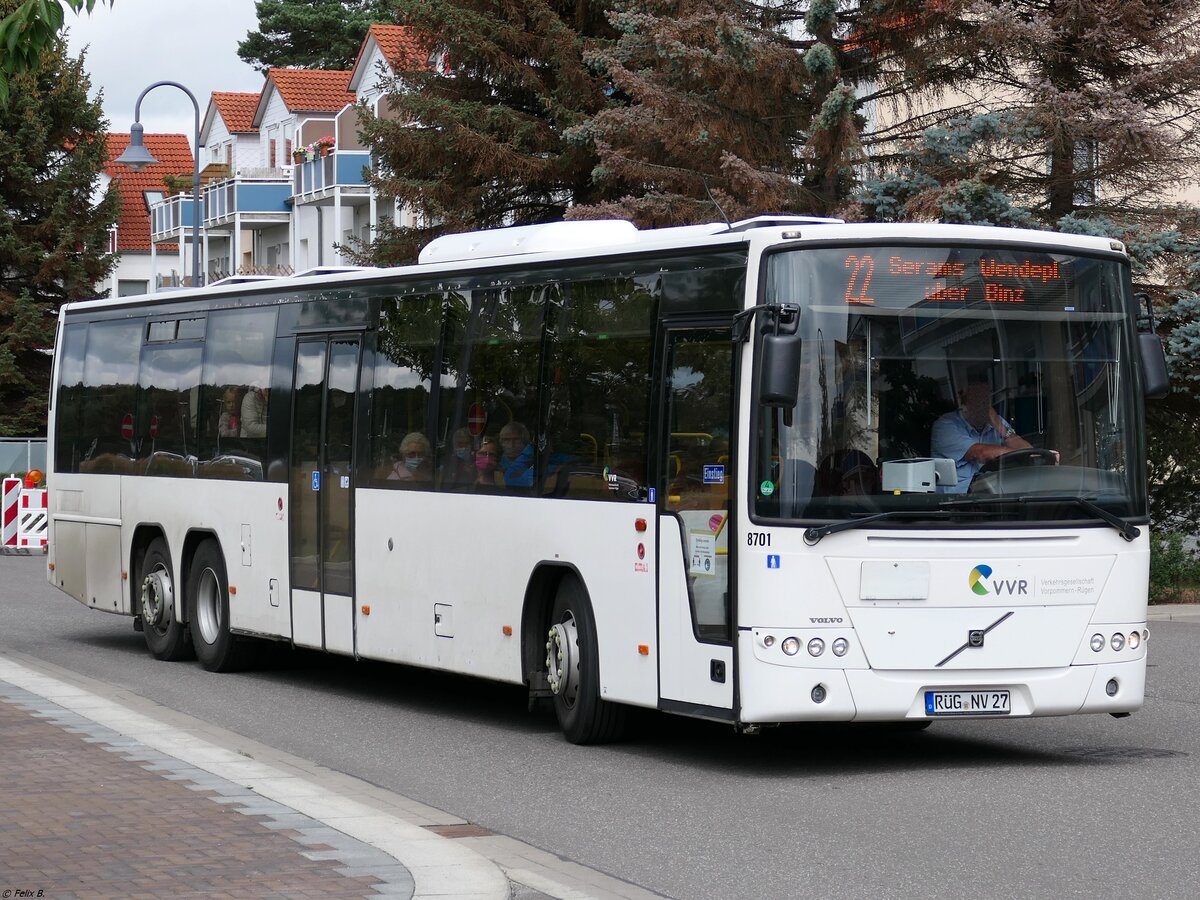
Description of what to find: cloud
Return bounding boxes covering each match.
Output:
[65,0,264,150]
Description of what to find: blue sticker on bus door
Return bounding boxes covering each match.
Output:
[703,464,725,485]
[767,555,781,569]
[311,470,320,492]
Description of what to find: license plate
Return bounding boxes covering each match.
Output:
[924,689,1011,716]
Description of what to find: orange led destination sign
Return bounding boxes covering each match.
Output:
[840,252,1064,306]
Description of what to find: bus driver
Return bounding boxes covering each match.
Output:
[931,378,1056,492]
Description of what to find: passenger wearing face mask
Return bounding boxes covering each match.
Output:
[439,426,476,489]
[388,431,434,483]
[471,436,504,493]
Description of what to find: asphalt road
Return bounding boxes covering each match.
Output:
[3,552,1198,899]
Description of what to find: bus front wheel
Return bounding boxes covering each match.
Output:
[188,539,253,672]
[546,578,626,744]
[139,537,192,661]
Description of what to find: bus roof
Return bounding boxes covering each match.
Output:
[64,218,1127,314]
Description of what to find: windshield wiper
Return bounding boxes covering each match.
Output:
[939,494,1140,542]
[803,509,985,545]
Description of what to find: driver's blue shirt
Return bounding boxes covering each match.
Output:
[930,410,1012,493]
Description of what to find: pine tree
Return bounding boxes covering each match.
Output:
[353,0,620,264]
[566,0,980,224]
[237,0,394,72]
[0,37,116,436]
[563,0,812,226]
[856,0,1200,225]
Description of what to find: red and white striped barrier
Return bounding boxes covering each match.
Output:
[2,477,20,546]
[17,488,47,549]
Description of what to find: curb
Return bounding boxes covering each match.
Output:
[0,654,510,900]
[1147,604,1200,622]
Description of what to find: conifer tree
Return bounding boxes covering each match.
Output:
[354,0,619,264]
[856,0,1200,225]
[0,38,115,435]
[238,0,394,72]
[567,0,979,224]
[564,0,812,226]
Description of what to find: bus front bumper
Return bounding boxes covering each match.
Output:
[737,658,1146,724]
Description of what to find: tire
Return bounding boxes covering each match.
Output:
[188,539,255,672]
[546,577,626,744]
[139,537,193,661]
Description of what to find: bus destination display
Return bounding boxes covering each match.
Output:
[838,248,1072,308]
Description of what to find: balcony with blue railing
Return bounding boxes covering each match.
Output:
[292,150,372,203]
[149,194,200,243]
[204,167,293,227]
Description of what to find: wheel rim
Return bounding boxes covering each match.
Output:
[546,610,580,710]
[141,564,174,635]
[195,566,222,645]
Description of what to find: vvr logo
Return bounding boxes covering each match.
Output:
[969,563,1029,597]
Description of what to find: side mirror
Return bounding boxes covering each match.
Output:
[758,307,802,408]
[1139,332,1169,400]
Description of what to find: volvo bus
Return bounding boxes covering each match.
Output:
[46,216,1169,742]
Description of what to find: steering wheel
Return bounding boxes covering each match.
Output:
[976,447,1058,476]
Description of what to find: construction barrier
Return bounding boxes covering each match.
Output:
[17,488,47,549]
[2,477,20,546]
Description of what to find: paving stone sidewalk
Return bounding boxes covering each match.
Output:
[0,681,418,899]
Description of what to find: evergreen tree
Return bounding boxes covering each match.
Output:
[237,0,394,72]
[0,37,116,436]
[1150,217,1200,527]
[354,0,619,264]
[564,0,812,226]
[566,0,979,224]
[856,0,1200,224]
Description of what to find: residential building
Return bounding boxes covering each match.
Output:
[101,132,196,297]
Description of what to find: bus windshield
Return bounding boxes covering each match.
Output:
[753,243,1145,524]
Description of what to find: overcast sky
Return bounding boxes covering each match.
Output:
[65,0,265,151]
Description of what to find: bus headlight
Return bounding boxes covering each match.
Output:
[1128,631,1141,650]
[807,638,825,657]
[1111,633,1125,651]
[781,637,800,656]
[1090,634,1105,652]
[831,637,849,657]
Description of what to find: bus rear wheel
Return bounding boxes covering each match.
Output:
[188,539,253,672]
[546,577,626,744]
[139,537,192,661]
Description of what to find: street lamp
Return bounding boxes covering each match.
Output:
[114,81,203,288]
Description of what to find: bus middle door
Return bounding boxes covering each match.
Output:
[289,335,360,654]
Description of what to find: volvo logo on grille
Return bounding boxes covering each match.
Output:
[935,612,1015,667]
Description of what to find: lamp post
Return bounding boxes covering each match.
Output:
[114,81,203,288]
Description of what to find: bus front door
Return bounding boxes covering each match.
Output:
[289,336,360,654]
[658,327,735,717]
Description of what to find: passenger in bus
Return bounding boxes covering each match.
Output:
[931,378,1056,492]
[471,436,504,492]
[439,427,476,489]
[240,386,269,438]
[388,431,434,482]
[217,387,243,437]
[499,421,535,488]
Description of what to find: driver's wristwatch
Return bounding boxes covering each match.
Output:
[1003,426,1016,439]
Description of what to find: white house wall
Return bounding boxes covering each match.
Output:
[205,113,233,167]
[105,251,155,298]
[258,88,295,168]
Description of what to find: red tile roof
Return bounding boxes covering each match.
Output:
[211,92,260,134]
[266,68,356,113]
[356,24,431,72]
[104,133,194,252]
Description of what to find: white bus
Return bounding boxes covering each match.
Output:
[46,216,1169,742]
